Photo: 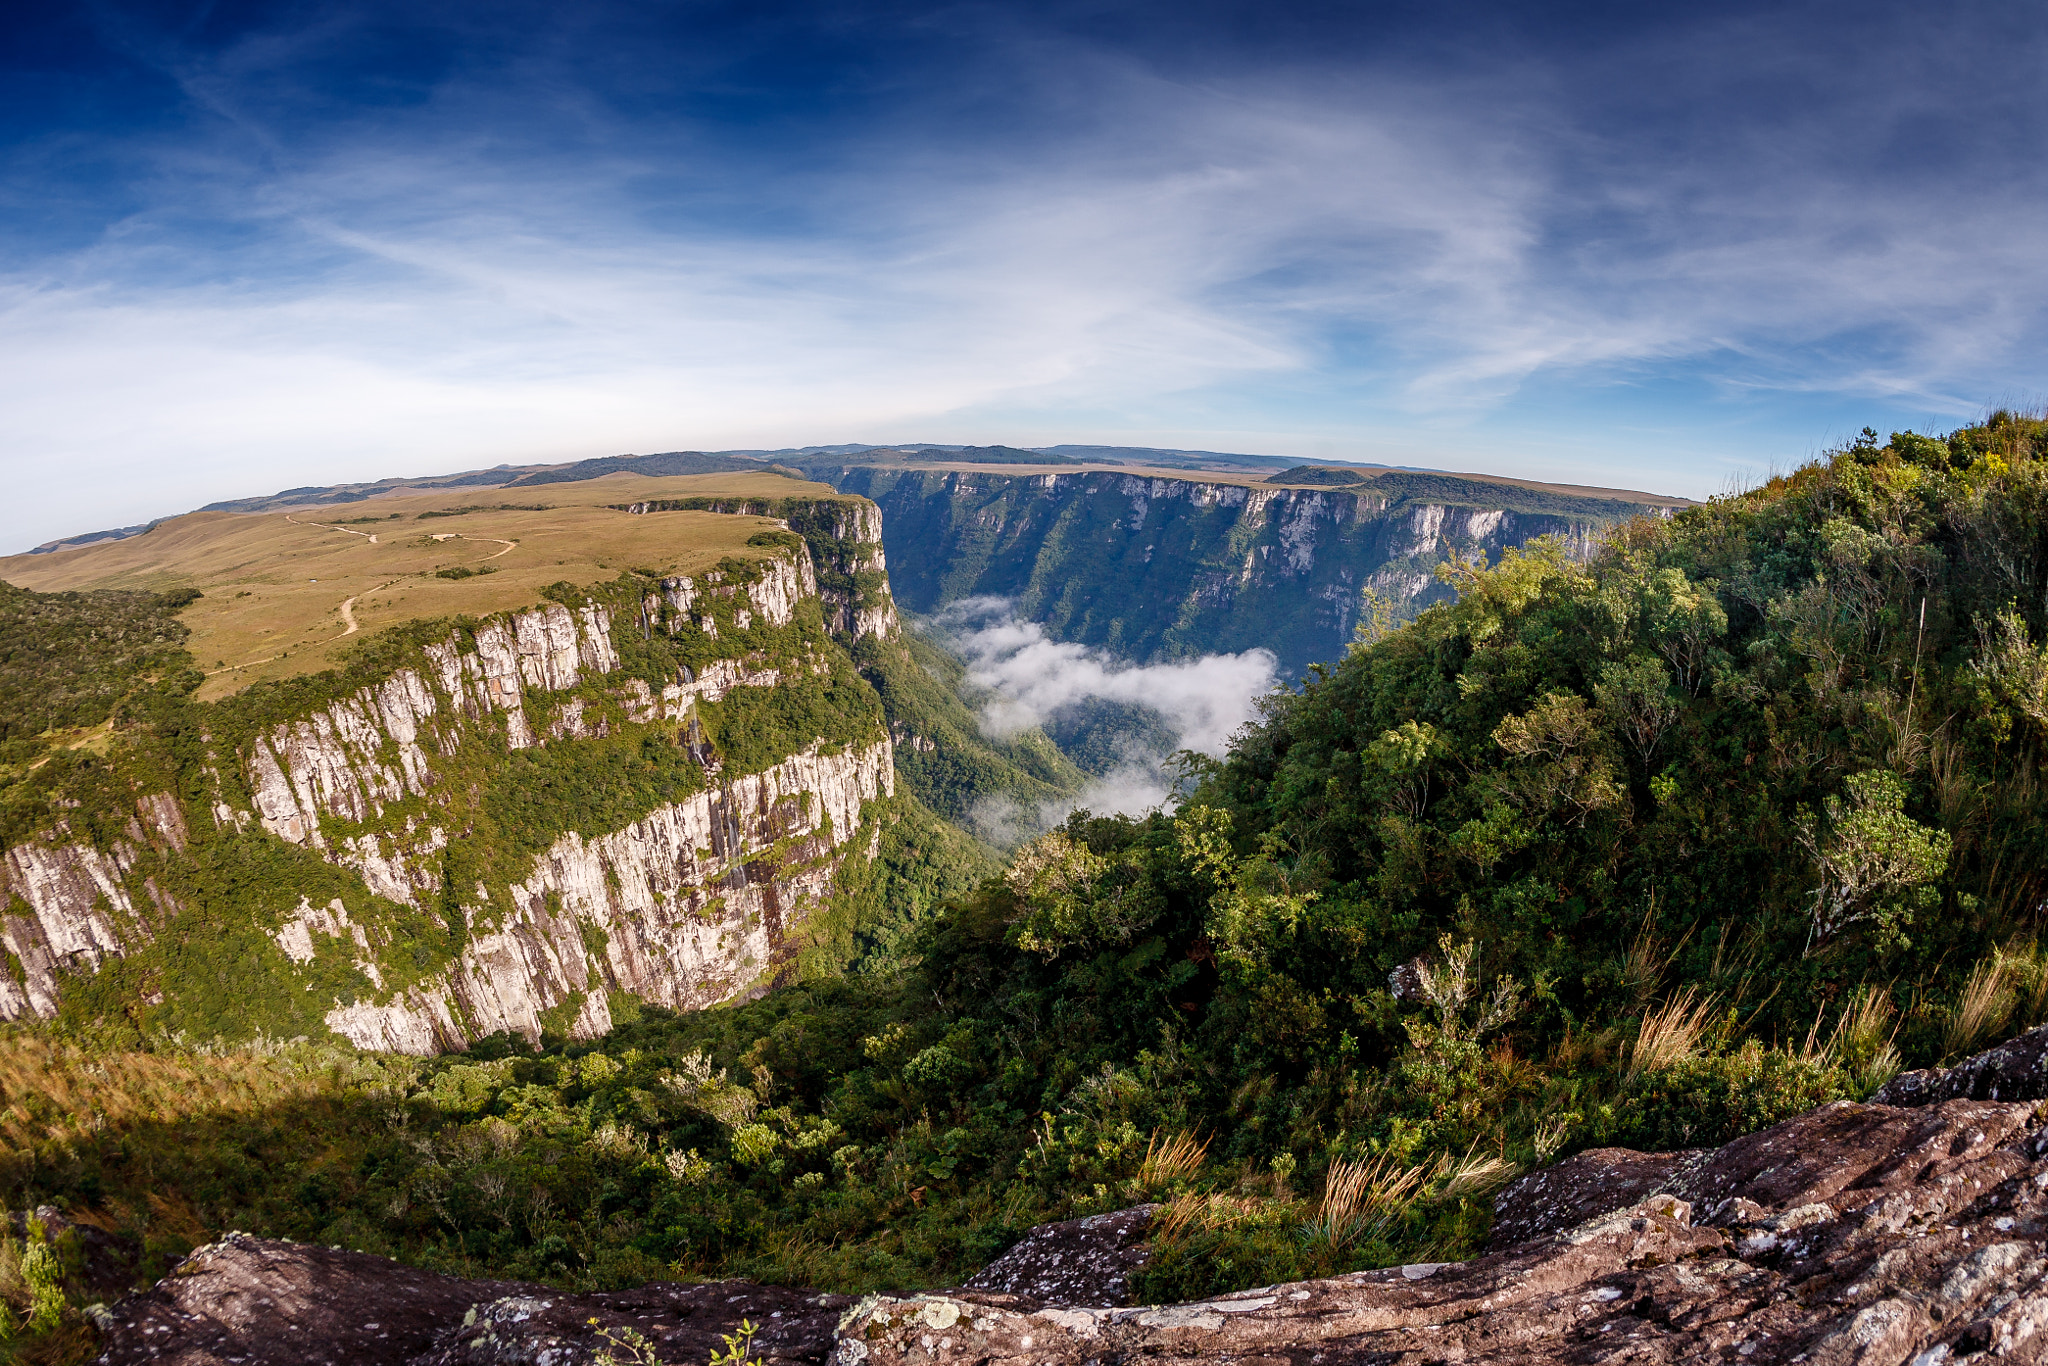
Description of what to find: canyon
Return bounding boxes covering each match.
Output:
[0,498,904,1052]
[0,462,1676,1052]
[820,465,1675,678]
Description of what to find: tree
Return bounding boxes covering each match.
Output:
[1799,770,1951,954]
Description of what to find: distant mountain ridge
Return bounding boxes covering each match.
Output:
[27,442,1687,554]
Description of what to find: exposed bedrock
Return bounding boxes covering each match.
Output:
[0,519,897,1051]
[323,736,894,1053]
[848,1097,2048,1364]
[826,466,1665,679]
[90,1025,2048,1365]
[615,495,903,644]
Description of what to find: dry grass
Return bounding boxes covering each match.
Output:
[1435,1150,1519,1203]
[1309,1153,1430,1251]
[1151,1191,1206,1242]
[1838,983,1897,1053]
[1947,955,2017,1061]
[0,470,840,701]
[1618,899,1693,1016]
[1137,1131,1209,1192]
[1627,987,1719,1081]
[1835,985,1903,1092]
[1619,917,1666,1016]
[0,1033,364,1153]
[1150,1190,1270,1244]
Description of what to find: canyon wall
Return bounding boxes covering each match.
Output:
[0,508,898,1052]
[827,467,1670,679]
[615,496,902,645]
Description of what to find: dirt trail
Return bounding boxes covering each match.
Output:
[205,654,280,677]
[428,532,517,558]
[285,514,379,545]
[335,579,398,639]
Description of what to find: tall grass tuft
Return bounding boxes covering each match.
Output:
[1627,988,1719,1081]
[1436,1150,1519,1203]
[1302,1154,1428,1252]
[1833,985,1902,1093]
[1137,1131,1209,1193]
[1947,955,2017,1061]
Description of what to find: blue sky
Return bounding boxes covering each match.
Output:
[2,0,2045,549]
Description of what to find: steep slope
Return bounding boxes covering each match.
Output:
[822,465,1684,679]
[614,493,1088,829]
[0,480,1020,1052]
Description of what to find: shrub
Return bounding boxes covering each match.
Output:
[1602,1042,1852,1151]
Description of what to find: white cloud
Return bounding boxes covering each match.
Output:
[4,5,2047,548]
[935,597,1276,839]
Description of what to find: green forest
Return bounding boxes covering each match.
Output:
[5,416,2048,1355]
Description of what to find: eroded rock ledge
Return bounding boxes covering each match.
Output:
[93,1027,2048,1365]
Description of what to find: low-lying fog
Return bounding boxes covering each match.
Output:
[930,597,1279,844]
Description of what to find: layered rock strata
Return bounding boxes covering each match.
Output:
[616,497,902,644]
[1,517,897,1051]
[324,736,893,1053]
[0,796,189,1019]
[828,466,1667,679]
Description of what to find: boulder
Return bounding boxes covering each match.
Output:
[92,1233,542,1366]
[417,1280,853,1366]
[86,1033,2048,1366]
[1873,1021,2048,1106]
[89,1237,850,1366]
[1485,1145,1704,1250]
[962,1205,1157,1306]
[841,1097,2048,1365]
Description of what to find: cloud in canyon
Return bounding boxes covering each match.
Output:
[934,597,1277,839]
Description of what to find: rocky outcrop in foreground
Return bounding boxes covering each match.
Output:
[93,1026,2048,1365]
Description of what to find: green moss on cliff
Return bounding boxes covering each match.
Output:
[55,829,439,1047]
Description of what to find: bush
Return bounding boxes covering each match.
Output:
[1600,1043,1852,1151]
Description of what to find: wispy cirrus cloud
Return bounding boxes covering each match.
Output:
[2,1,2046,548]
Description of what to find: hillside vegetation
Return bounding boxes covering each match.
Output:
[0,473,1124,1069]
[2,418,2046,1353]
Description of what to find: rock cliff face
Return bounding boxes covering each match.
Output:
[86,1024,2048,1366]
[827,467,1668,679]
[616,496,903,645]
[313,735,892,1054]
[0,509,898,1052]
[0,794,191,1021]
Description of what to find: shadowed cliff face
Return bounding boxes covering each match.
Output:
[0,503,906,1053]
[826,468,1667,680]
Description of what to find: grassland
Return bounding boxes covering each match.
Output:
[0,471,840,701]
